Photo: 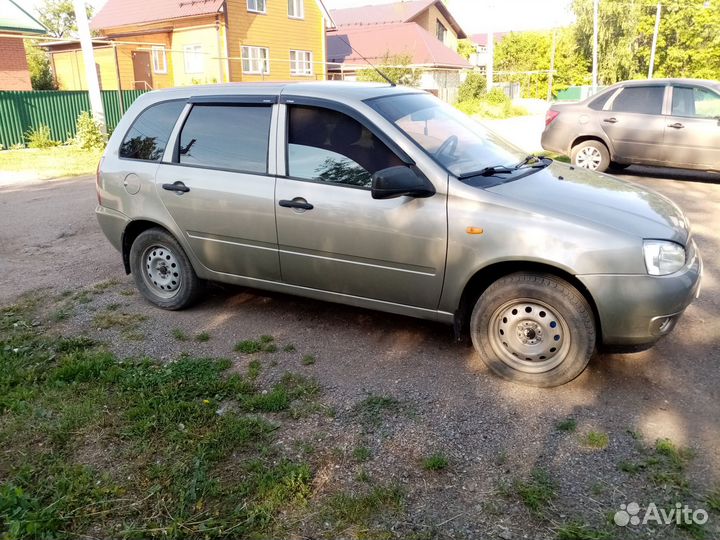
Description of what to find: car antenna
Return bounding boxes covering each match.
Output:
[335,34,396,87]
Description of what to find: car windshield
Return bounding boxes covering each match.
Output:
[367,92,526,177]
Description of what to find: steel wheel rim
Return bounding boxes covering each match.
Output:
[576,147,602,170]
[487,298,571,373]
[141,244,181,299]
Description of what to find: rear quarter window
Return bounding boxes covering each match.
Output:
[119,100,185,161]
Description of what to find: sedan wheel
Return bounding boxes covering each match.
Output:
[571,140,610,173]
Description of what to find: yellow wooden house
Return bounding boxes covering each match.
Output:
[43,0,334,90]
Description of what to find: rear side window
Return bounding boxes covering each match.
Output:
[179,104,272,173]
[610,86,665,115]
[120,100,184,161]
[588,91,612,110]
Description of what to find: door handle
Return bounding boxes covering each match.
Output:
[667,122,685,129]
[279,199,314,210]
[162,181,190,193]
[603,117,618,124]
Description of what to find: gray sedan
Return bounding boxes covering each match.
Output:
[542,78,720,173]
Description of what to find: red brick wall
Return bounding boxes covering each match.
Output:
[0,37,32,90]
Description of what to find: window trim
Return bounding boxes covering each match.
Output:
[151,46,167,74]
[118,98,187,164]
[669,84,720,119]
[183,44,204,74]
[436,20,447,43]
[247,0,267,14]
[288,0,304,19]
[289,49,313,76]
[172,102,274,175]
[241,45,270,75]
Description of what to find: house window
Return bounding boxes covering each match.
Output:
[242,46,270,74]
[152,46,167,74]
[288,0,304,18]
[247,0,266,13]
[290,50,313,76]
[436,20,447,43]
[183,44,204,74]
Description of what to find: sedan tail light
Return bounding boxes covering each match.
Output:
[545,109,560,127]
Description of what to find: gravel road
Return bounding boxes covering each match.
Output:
[1,169,718,538]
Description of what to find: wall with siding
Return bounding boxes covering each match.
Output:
[0,90,146,148]
[410,4,460,52]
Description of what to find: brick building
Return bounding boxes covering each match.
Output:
[0,0,47,90]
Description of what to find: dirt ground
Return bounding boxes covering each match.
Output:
[1,168,719,539]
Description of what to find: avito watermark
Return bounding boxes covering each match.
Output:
[614,502,708,527]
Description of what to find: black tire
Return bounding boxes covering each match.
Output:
[129,228,202,310]
[609,161,630,171]
[571,140,610,173]
[469,272,596,387]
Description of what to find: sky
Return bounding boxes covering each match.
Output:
[18,0,575,35]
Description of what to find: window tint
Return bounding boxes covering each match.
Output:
[611,86,665,115]
[588,90,612,110]
[120,100,184,161]
[672,86,720,118]
[179,105,271,173]
[287,105,404,188]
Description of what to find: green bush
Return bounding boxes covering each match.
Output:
[485,88,510,105]
[457,71,487,102]
[25,124,59,149]
[455,87,528,120]
[73,111,106,151]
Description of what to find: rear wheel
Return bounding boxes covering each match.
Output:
[571,140,610,172]
[129,228,202,310]
[470,272,596,387]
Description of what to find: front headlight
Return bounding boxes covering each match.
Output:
[643,240,686,276]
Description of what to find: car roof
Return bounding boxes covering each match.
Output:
[611,78,720,88]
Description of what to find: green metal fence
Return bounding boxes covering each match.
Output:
[0,90,146,148]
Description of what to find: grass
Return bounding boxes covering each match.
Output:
[171,328,188,341]
[323,485,404,527]
[353,446,371,463]
[422,453,449,471]
[0,146,104,180]
[706,488,720,512]
[0,299,327,539]
[583,431,609,449]
[555,522,612,540]
[302,354,316,366]
[92,311,147,331]
[234,335,277,354]
[617,437,697,496]
[515,468,557,513]
[556,418,577,432]
[282,344,296,352]
[194,331,210,342]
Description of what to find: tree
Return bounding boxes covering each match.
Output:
[457,39,476,60]
[357,53,422,87]
[25,40,57,90]
[37,0,94,38]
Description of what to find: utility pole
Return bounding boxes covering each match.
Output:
[547,28,557,102]
[591,0,599,94]
[648,1,661,78]
[74,0,107,135]
[486,30,494,91]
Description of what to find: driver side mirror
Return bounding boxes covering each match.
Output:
[371,166,435,200]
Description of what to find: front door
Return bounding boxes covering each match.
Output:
[156,99,280,280]
[274,102,447,309]
[661,85,720,170]
[600,84,667,162]
[132,51,153,90]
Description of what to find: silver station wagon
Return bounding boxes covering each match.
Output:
[96,82,702,387]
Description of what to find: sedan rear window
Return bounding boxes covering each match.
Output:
[120,100,184,161]
[611,86,665,115]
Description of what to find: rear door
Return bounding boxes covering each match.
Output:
[155,96,281,280]
[661,84,720,169]
[601,84,667,162]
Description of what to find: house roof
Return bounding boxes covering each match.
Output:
[469,32,510,47]
[331,0,466,39]
[90,0,335,31]
[327,22,471,69]
[0,0,46,35]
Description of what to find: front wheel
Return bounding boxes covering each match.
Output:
[470,273,596,387]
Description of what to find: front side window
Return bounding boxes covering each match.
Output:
[152,46,167,74]
[247,0,266,13]
[178,104,272,173]
[120,100,185,161]
[287,105,404,188]
[436,20,447,43]
[242,46,270,74]
[368,93,525,178]
[290,50,313,76]
[288,0,304,18]
[610,86,665,115]
[672,86,720,118]
[183,44,203,74]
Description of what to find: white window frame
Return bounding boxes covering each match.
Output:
[290,49,313,76]
[288,0,304,19]
[241,46,270,75]
[247,0,266,13]
[151,46,167,74]
[183,44,204,74]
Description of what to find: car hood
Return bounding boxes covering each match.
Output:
[484,162,690,244]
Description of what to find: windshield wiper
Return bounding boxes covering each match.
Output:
[458,165,515,179]
[514,155,552,169]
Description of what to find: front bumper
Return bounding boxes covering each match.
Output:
[577,244,702,347]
